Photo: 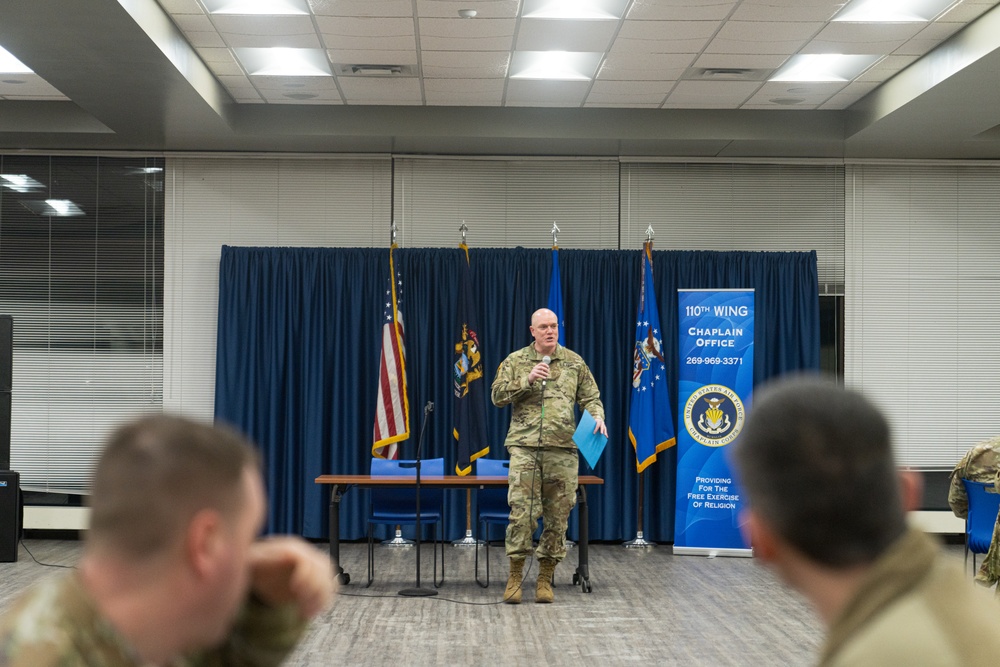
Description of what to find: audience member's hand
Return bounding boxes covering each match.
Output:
[248,536,337,620]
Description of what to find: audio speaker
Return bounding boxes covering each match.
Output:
[0,470,19,562]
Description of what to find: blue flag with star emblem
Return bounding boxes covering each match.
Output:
[628,242,676,472]
[547,246,566,346]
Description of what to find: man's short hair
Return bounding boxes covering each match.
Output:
[733,375,906,568]
[87,415,261,557]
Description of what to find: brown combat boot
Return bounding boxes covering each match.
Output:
[536,558,557,603]
[503,557,525,604]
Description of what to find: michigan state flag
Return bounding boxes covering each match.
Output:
[628,242,676,472]
[453,243,489,475]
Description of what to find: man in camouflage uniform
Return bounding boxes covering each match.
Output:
[948,435,1000,588]
[491,308,607,604]
[0,415,336,666]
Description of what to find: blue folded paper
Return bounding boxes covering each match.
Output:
[573,409,608,470]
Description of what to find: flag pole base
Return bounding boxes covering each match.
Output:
[382,529,415,547]
[452,529,483,547]
[623,531,656,548]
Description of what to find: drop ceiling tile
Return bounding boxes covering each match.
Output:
[663,80,760,107]
[732,0,841,22]
[853,54,919,82]
[418,18,515,50]
[627,0,737,21]
[515,18,618,52]
[250,76,340,93]
[326,49,419,66]
[424,78,505,105]
[612,21,720,53]
[338,76,423,103]
[744,80,846,106]
[0,75,67,98]
[317,17,417,50]
[173,14,215,32]
[596,52,693,80]
[159,0,204,13]
[706,21,824,54]
[421,51,509,78]
[416,0,520,19]
[586,79,671,105]
[183,31,228,48]
[894,22,965,56]
[212,14,318,37]
[310,0,414,16]
[260,86,343,103]
[504,79,590,106]
[939,1,1000,22]
[693,53,787,70]
[803,22,923,54]
[819,83,880,109]
[583,100,661,108]
[224,31,322,49]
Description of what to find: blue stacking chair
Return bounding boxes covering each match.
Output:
[961,478,1000,574]
[367,457,445,588]
[474,457,511,588]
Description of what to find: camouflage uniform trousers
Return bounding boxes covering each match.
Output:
[505,445,578,562]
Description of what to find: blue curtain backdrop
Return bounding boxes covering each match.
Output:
[215,245,819,542]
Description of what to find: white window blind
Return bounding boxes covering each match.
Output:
[392,157,620,249]
[620,162,845,294]
[846,163,1000,468]
[165,156,393,422]
[0,155,164,493]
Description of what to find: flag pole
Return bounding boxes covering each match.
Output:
[453,221,482,547]
[624,226,658,548]
[381,219,415,548]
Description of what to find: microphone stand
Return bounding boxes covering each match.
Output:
[400,401,437,597]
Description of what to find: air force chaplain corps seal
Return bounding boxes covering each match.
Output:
[683,384,746,448]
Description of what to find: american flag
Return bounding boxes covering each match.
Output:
[372,245,409,459]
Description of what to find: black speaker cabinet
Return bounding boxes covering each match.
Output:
[0,470,19,562]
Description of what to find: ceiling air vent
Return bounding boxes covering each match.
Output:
[335,64,411,77]
[682,67,772,81]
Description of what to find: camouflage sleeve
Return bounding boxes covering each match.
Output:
[948,466,969,518]
[491,356,533,408]
[188,596,308,667]
[574,362,604,422]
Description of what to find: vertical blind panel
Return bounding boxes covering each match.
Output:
[846,164,1000,468]
[0,155,163,493]
[392,158,619,248]
[165,157,392,422]
[620,162,845,294]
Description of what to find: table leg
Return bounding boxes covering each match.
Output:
[329,484,350,585]
[574,485,592,593]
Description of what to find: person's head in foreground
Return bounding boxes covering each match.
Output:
[72,415,334,663]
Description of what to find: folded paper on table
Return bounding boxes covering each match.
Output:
[574,409,608,470]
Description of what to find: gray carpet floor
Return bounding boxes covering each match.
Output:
[0,538,835,666]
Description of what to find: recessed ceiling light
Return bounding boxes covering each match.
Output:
[203,0,309,15]
[458,9,477,18]
[833,0,957,22]
[234,48,332,77]
[0,46,32,75]
[770,98,805,105]
[522,0,628,20]
[510,51,603,80]
[770,54,881,82]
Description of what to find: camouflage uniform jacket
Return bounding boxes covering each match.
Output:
[491,344,604,450]
[0,572,308,667]
[947,435,1000,518]
[821,528,1000,666]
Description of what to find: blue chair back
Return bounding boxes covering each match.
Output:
[370,457,445,518]
[476,457,510,520]
[962,478,1000,554]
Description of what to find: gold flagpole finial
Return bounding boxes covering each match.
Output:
[644,225,654,245]
[551,221,560,246]
[459,221,468,245]
[390,220,398,247]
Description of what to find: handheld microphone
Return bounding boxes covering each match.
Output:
[425,401,434,414]
[541,355,551,387]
